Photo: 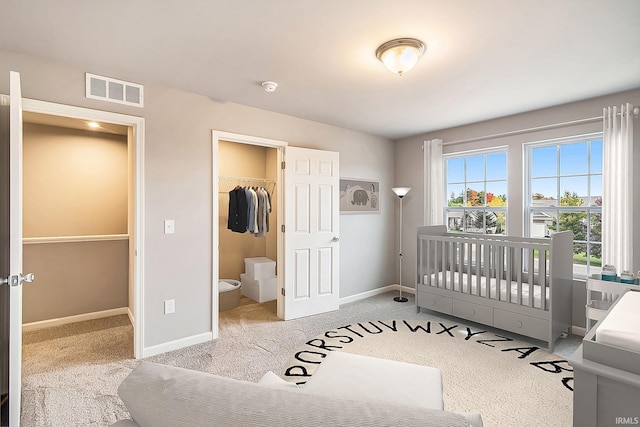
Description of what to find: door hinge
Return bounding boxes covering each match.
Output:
[281,224,285,233]
[281,161,286,169]
[281,288,285,296]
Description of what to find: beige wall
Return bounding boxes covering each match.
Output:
[22,122,129,323]
[395,87,640,328]
[23,123,128,237]
[218,140,277,281]
[265,148,278,262]
[3,46,639,352]
[22,240,129,323]
[1,49,396,349]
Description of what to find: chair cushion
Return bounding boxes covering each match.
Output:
[258,370,299,390]
[301,351,444,410]
[117,361,471,427]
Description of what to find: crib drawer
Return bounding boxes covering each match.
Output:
[418,291,453,315]
[493,309,549,342]
[453,300,493,325]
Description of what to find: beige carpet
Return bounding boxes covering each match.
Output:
[285,319,573,427]
[20,292,579,426]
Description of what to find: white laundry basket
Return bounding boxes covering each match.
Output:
[219,279,241,311]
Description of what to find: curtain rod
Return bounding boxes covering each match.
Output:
[442,107,640,147]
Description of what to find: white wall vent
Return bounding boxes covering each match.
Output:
[85,73,144,107]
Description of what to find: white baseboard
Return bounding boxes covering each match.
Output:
[127,307,135,326]
[340,284,415,305]
[22,307,130,332]
[571,325,587,337]
[142,331,214,358]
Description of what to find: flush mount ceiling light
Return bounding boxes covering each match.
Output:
[376,38,425,76]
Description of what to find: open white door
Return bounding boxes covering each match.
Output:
[1,71,28,426]
[283,147,339,320]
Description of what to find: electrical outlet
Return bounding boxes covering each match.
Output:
[164,299,175,314]
[164,220,175,234]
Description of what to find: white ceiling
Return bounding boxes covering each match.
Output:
[2,1,639,139]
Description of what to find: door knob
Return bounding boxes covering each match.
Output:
[332,236,340,242]
[1,272,35,287]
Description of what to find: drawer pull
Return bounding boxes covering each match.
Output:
[470,309,476,316]
[516,321,523,328]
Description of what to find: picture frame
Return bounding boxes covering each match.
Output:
[339,178,380,214]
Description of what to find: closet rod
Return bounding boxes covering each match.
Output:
[219,175,275,183]
[442,107,639,147]
[218,175,276,194]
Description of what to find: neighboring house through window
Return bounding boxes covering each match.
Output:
[444,149,508,235]
[525,133,603,278]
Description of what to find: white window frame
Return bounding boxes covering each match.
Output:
[524,133,603,278]
[443,147,508,235]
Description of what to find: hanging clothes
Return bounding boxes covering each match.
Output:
[264,188,272,233]
[228,187,248,233]
[253,187,272,237]
[246,187,257,233]
[255,188,266,237]
[226,183,271,236]
[251,188,259,233]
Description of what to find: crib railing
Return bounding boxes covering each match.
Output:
[418,228,565,311]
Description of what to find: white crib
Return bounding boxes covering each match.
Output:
[416,225,574,351]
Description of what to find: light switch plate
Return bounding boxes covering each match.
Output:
[164,299,175,314]
[164,220,175,234]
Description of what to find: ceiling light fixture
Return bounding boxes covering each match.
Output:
[376,38,425,76]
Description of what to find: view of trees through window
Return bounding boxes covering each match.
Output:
[527,136,603,277]
[442,135,603,278]
[445,151,507,234]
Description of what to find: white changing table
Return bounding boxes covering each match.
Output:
[568,290,640,427]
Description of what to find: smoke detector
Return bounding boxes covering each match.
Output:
[261,81,278,92]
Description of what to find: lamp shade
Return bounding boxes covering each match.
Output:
[392,187,411,198]
[376,38,425,76]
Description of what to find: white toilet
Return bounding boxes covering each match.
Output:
[219,279,241,311]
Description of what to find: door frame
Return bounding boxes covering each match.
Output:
[22,98,145,358]
[211,130,287,335]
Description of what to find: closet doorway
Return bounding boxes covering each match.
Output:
[212,131,285,335]
[212,131,341,335]
[218,141,278,284]
[19,99,144,358]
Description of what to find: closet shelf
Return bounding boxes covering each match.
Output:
[218,175,276,194]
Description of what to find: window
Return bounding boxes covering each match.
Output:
[525,134,603,278]
[444,149,507,234]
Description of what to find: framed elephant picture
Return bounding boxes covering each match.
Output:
[339,178,380,213]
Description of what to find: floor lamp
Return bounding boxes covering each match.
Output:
[391,187,410,302]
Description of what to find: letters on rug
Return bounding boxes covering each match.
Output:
[284,319,573,427]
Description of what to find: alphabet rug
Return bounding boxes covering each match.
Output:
[284,319,572,427]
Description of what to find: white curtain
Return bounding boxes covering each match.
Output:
[602,103,635,273]
[424,139,443,225]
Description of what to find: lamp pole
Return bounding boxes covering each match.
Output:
[391,187,410,303]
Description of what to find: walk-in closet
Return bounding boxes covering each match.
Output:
[21,112,132,343]
[218,140,278,314]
